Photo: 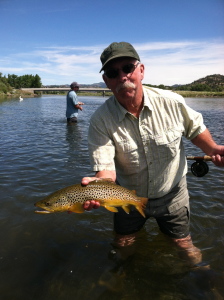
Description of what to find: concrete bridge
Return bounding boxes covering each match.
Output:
[20,87,111,95]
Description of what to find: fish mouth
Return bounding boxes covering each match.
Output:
[34,203,52,214]
[35,209,52,214]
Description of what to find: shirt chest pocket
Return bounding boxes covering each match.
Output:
[153,129,182,160]
[115,138,139,173]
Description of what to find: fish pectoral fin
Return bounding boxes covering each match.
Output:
[69,203,85,213]
[122,205,131,214]
[104,205,118,213]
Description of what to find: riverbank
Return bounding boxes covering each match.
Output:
[175,90,224,97]
[0,89,37,99]
[44,90,224,98]
[1,89,224,99]
[53,90,224,98]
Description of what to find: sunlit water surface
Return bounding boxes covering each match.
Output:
[0,95,224,300]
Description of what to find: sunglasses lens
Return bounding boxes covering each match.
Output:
[122,64,135,74]
[105,69,118,79]
[105,63,137,78]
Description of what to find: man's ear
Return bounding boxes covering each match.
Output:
[140,63,145,81]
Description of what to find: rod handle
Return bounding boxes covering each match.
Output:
[186,155,212,161]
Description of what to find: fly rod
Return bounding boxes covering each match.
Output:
[186,155,213,161]
[186,155,221,177]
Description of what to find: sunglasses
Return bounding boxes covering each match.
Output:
[104,62,140,79]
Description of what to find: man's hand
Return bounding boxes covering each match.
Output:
[211,154,224,167]
[83,200,100,211]
[191,129,224,167]
[81,177,101,211]
[81,171,116,211]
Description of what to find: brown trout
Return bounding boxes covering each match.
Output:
[34,179,148,217]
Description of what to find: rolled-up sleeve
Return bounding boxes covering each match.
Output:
[181,103,206,140]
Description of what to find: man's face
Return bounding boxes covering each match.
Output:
[102,57,144,101]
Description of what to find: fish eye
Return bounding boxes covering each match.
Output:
[45,202,50,206]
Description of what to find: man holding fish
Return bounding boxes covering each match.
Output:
[82,41,224,266]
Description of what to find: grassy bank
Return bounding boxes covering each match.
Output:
[1,90,224,99]
[0,89,36,99]
[175,90,224,98]
[78,90,224,98]
[77,90,224,98]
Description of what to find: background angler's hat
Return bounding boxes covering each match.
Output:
[100,42,140,72]
[70,81,79,88]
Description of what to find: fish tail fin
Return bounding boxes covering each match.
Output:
[140,197,148,207]
[136,197,148,218]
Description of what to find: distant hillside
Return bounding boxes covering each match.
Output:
[173,74,224,92]
[80,82,106,88]
[45,75,224,92]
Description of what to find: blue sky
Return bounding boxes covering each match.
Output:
[0,0,224,86]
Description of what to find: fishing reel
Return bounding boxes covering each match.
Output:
[187,156,211,177]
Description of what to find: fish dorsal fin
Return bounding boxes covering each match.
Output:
[131,190,136,194]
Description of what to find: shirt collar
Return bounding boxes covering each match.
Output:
[113,96,129,122]
[142,86,154,112]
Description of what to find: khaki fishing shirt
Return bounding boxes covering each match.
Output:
[88,86,206,198]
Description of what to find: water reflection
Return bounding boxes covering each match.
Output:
[65,122,89,172]
[0,95,224,299]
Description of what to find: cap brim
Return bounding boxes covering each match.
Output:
[99,54,139,72]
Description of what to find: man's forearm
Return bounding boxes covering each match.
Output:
[191,128,222,155]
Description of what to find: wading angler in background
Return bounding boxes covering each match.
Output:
[81,41,224,267]
[66,81,84,123]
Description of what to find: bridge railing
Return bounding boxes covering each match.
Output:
[20,87,111,92]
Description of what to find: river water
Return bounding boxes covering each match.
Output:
[0,95,223,300]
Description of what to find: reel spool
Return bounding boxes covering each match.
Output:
[190,161,209,177]
[187,155,212,177]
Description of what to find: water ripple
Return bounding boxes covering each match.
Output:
[0,96,224,299]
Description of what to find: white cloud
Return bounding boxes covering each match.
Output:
[0,40,223,85]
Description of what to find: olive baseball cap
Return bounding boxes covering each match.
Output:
[100,42,140,72]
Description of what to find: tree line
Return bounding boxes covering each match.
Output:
[173,83,223,92]
[0,73,42,94]
[1,72,223,95]
[145,83,223,93]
